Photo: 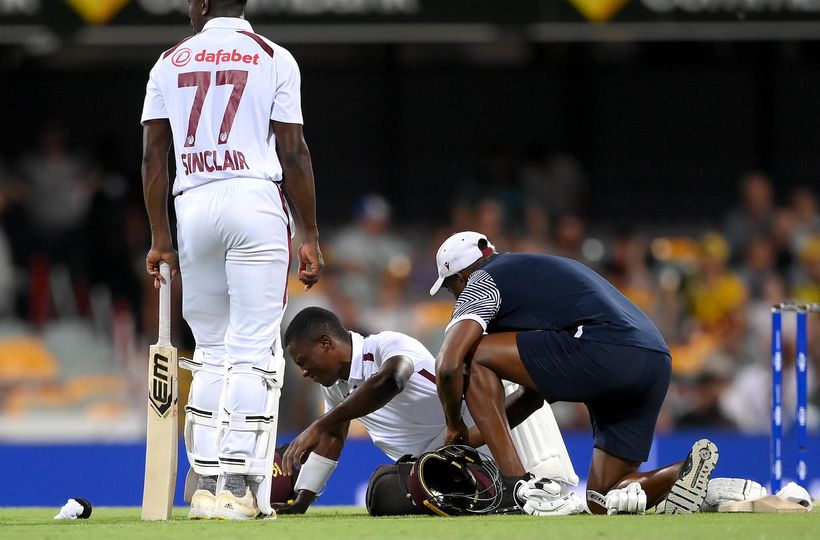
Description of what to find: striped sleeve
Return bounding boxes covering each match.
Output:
[445,270,501,332]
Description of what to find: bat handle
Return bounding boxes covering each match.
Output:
[157,262,171,346]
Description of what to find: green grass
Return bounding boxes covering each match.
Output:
[0,506,817,540]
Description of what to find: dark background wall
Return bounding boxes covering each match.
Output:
[2,41,818,225]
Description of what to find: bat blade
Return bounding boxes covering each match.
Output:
[141,343,178,520]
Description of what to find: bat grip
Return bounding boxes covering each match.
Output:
[157,262,171,346]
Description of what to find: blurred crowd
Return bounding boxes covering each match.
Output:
[0,123,819,439]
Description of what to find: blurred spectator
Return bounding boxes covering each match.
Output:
[474,197,512,250]
[721,317,819,434]
[772,207,798,282]
[15,121,100,320]
[686,232,748,331]
[676,354,737,429]
[512,203,552,254]
[329,194,410,308]
[454,142,521,223]
[449,200,475,232]
[362,276,416,334]
[17,122,99,262]
[85,138,144,325]
[723,171,775,266]
[651,263,689,346]
[738,234,777,301]
[605,231,656,314]
[552,213,587,262]
[792,235,820,303]
[519,150,589,220]
[405,228,449,300]
[789,185,820,255]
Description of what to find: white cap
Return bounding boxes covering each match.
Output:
[429,231,495,296]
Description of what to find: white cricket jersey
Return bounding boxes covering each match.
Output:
[322,331,471,462]
[141,17,303,195]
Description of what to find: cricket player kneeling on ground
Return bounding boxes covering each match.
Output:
[273,307,585,516]
[429,232,725,516]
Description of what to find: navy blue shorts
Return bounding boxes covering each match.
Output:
[517,329,671,463]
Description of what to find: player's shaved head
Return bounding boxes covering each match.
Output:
[284,307,349,347]
[189,0,247,33]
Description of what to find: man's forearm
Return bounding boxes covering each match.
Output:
[314,429,346,461]
[141,122,173,244]
[281,146,318,240]
[142,157,171,243]
[436,321,484,427]
[437,370,464,426]
[315,373,402,432]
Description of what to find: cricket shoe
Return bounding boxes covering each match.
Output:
[660,439,719,514]
[212,487,260,520]
[187,489,216,520]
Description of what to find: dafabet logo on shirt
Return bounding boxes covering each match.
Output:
[64,0,129,25]
[195,49,262,66]
[172,48,192,68]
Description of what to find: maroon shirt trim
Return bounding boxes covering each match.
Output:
[163,35,195,59]
[418,369,436,384]
[237,30,274,58]
[278,187,291,307]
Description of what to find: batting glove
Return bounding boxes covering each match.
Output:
[701,478,767,512]
[515,477,586,516]
[605,482,647,515]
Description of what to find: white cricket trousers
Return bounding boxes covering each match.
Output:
[175,178,291,475]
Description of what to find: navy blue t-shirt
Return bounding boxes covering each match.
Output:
[447,253,670,355]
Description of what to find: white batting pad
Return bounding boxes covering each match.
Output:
[181,351,223,477]
[217,350,285,516]
[505,381,579,486]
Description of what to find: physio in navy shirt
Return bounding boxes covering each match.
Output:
[431,231,710,516]
[447,252,670,355]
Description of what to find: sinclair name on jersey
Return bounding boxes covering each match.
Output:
[180,149,249,176]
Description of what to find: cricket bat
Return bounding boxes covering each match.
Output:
[717,495,808,513]
[141,262,178,520]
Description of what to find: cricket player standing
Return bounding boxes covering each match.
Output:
[141,0,323,520]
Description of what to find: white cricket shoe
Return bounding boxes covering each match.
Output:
[213,487,261,520]
[660,439,719,514]
[187,489,216,520]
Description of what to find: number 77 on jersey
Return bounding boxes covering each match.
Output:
[177,69,251,176]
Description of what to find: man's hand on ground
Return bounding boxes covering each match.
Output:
[272,489,315,515]
[605,482,647,515]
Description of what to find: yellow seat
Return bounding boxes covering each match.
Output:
[0,337,59,385]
